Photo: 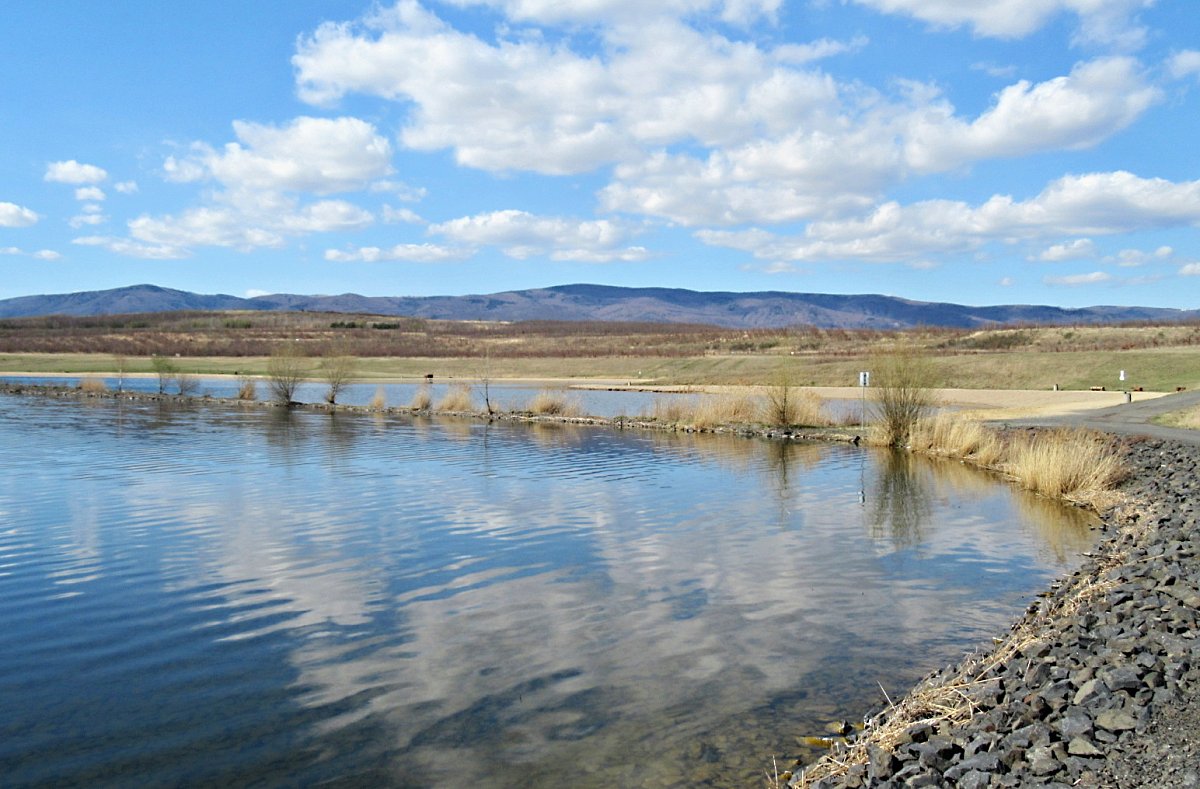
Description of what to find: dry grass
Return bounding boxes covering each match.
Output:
[409,385,432,410]
[908,413,999,462]
[1004,429,1127,502]
[78,376,107,394]
[435,383,474,412]
[762,383,832,427]
[236,375,257,400]
[370,385,387,410]
[1156,405,1200,431]
[527,390,581,417]
[690,391,760,428]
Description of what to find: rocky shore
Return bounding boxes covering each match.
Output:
[792,435,1200,788]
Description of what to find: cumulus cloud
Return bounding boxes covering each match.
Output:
[293,2,872,175]
[697,171,1200,263]
[0,246,60,260]
[1168,50,1200,81]
[73,235,188,260]
[0,202,39,227]
[429,209,649,261]
[325,243,472,262]
[1036,238,1097,261]
[69,212,108,229]
[440,0,782,26]
[113,181,139,194]
[1044,271,1113,286]
[1113,245,1172,266]
[382,205,424,224]
[45,160,108,184]
[1180,262,1200,277]
[904,57,1159,172]
[166,116,393,194]
[74,186,106,202]
[848,0,1154,48]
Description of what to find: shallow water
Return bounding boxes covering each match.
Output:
[0,395,1094,787]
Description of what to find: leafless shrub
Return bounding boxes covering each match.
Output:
[266,343,307,405]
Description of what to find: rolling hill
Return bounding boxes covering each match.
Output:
[1,283,1196,329]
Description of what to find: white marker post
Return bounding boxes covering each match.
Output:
[859,371,870,430]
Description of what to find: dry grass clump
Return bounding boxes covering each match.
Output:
[435,383,474,412]
[527,390,581,417]
[762,384,831,427]
[690,391,760,429]
[370,385,388,410]
[651,397,691,423]
[78,376,108,394]
[908,413,999,462]
[1004,429,1127,501]
[409,385,432,410]
[236,375,257,400]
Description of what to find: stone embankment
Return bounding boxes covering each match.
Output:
[792,436,1200,788]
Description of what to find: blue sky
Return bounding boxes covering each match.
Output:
[2,0,1198,308]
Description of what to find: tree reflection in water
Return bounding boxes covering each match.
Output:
[868,449,933,549]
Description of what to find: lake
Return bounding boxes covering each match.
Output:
[0,394,1094,787]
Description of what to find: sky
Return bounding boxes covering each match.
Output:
[2,0,1199,309]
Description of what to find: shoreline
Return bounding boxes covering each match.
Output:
[4,382,1194,786]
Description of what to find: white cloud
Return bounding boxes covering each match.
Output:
[1044,271,1113,286]
[325,243,472,263]
[429,209,649,261]
[370,180,427,202]
[1113,245,1171,266]
[904,57,1159,172]
[69,213,108,229]
[1036,238,1096,261]
[1168,50,1200,80]
[0,246,59,261]
[291,3,1159,232]
[0,202,39,227]
[998,276,1015,286]
[440,0,782,26]
[245,289,272,297]
[74,186,106,202]
[293,3,866,174]
[113,181,139,195]
[167,116,393,194]
[382,205,424,224]
[848,0,1154,48]
[72,235,188,260]
[45,160,108,185]
[697,171,1200,263]
[1180,262,1200,277]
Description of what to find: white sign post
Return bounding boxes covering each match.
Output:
[859,371,869,430]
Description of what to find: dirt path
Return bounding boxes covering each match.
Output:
[998,389,1200,446]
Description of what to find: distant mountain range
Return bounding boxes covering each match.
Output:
[1,283,1197,329]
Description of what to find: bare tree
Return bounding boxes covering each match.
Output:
[267,343,307,406]
[319,347,357,404]
[150,355,176,394]
[177,372,200,396]
[113,354,129,393]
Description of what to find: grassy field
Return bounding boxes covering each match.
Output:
[1,311,1199,391]
[1156,405,1200,430]
[3,346,1199,392]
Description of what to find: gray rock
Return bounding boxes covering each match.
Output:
[1095,710,1138,732]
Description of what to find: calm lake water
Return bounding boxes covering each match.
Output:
[0,395,1094,787]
